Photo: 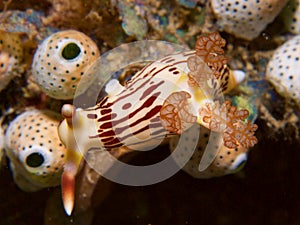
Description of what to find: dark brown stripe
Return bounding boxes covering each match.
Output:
[139,80,164,100]
[87,113,97,119]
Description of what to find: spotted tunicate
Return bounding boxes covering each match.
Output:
[31,30,100,100]
[210,0,289,40]
[5,109,67,191]
[266,35,300,105]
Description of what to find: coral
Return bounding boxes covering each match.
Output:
[31,30,100,100]
[0,10,58,43]
[199,100,258,149]
[210,0,290,40]
[4,109,67,192]
[0,30,24,92]
[266,34,300,105]
[117,0,148,40]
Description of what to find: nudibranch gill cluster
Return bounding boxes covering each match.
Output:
[31,30,100,100]
[57,32,258,215]
[5,109,67,191]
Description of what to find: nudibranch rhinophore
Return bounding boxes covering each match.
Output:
[31,30,100,100]
[58,32,258,215]
[5,109,67,191]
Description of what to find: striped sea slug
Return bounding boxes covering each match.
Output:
[57,32,258,215]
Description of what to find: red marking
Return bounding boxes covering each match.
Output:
[97,113,117,122]
[100,121,113,129]
[102,136,114,142]
[122,103,132,110]
[98,130,115,137]
[87,113,97,119]
[143,67,157,78]
[150,117,161,123]
[168,67,177,72]
[129,105,162,128]
[151,127,167,136]
[105,78,152,108]
[103,137,122,146]
[133,61,154,79]
[100,108,112,115]
[139,80,164,100]
[104,143,123,148]
[129,93,159,119]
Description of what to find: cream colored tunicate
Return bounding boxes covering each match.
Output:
[31,30,100,100]
[266,35,300,104]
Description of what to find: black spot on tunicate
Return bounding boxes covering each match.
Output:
[62,43,81,60]
[26,152,44,168]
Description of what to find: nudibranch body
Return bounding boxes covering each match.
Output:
[31,30,100,100]
[5,109,67,191]
[58,32,258,215]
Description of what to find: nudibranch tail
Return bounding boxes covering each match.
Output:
[61,151,80,216]
[59,104,84,216]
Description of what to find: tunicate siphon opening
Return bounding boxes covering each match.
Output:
[61,43,81,60]
[26,152,44,168]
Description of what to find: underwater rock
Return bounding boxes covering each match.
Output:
[177,0,198,8]
[0,30,24,92]
[0,9,58,43]
[117,0,148,39]
[210,0,289,40]
[4,109,67,191]
[31,30,100,100]
[266,34,300,105]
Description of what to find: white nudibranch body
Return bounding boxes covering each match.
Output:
[5,109,67,191]
[58,32,258,215]
[31,30,100,100]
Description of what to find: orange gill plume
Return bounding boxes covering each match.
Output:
[188,32,258,149]
[195,32,228,79]
[199,100,258,149]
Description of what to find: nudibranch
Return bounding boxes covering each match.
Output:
[31,30,100,100]
[4,109,67,191]
[0,30,24,92]
[58,32,258,215]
